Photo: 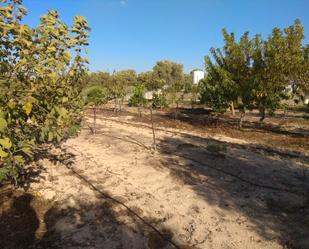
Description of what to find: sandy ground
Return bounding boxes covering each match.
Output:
[1,112,309,249]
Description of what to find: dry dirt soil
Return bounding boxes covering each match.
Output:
[0,108,309,249]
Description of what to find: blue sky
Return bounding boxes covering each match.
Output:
[23,0,309,73]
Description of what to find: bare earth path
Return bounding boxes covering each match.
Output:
[1,113,308,249]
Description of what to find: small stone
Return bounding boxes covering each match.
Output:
[44,189,56,200]
[68,196,77,208]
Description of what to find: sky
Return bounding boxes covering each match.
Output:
[22,0,309,73]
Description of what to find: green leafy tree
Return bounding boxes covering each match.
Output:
[297,44,309,98]
[252,20,306,120]
[153,60,184,87]
[152,92,168,108]
[129,84,147,116]
[201,29,253,126]
[85,71,111,89]
[108,70,137,112]
[153,60,185,118]
[200,64,237,113]
[84,85,108,134]
[0,0,90,183]
[200,20,308,125]
[138,71,164,91]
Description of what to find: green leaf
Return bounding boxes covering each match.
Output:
[0,168,10,183]
[63,51,71,63]
[0,118,7,132]
[56,134,62,142]
[0,148,8,158]
[13,155,25,165]
[57,107,68,116]
[48,131,53,142]
[8,100,16,109]
[21,146,33,157]
[24,102,33,116]
[0,138,12,149]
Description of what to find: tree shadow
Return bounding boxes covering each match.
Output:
[0,191,40,249]
[158,134,309,249]
[0,189,178,249]
[35,198,177,249]
[168,107,308,137]
[1,147,181,249]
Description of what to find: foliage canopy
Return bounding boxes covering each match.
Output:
[0,0,90,183]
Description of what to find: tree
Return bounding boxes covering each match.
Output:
[166,79,185,119]
[252,20,306,120]
[84,85,108,134]
[153,60,184,87]
[200,64,237,113]
[85,71,111,89]
[108,69,137,112]
[200,29,253,126]
[0,0,90,183]
[129,84,147,117]
[137,71,164,91]
[297,44,309,98]
[152,60,185,118]
[200,20,308,125]
[182,73,200,108]
[152,92,168,108]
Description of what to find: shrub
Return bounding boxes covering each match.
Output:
[129,84,147,107]
[152,92,168,108]
[206,143,227,154]
[84,85,108,106]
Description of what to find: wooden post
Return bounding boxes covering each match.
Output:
[138,103,142,117]
[238,108,246,129]
[230,101,235,116]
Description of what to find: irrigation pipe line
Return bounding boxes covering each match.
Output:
[63,145,181,249]
[179,154,305,196]
[82,118,306,196]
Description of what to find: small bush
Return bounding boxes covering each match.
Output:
[84,85,108,106]
[129,84,147,107]
[152,92,168,108]
[206,143,227,154]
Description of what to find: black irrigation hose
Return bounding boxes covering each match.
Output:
[179,154,305,196]
[64,146,181,249]
[83,117,307,196]
[61,117,306,248]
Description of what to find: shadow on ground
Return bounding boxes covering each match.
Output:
[0,149,180,249]
[158,134,309,249]
[167,107,308,137]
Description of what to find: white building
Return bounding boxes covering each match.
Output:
[191,69,205,84]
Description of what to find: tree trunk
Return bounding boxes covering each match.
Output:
[230,101,235,116]
[238,108,246,129]
[138,103,142,117]
[150,106,156,151]
[175,102,179,120]
[114,98,118,113]
[119,98,123,112]
[259,106,266,122]
[283,108,288,120]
